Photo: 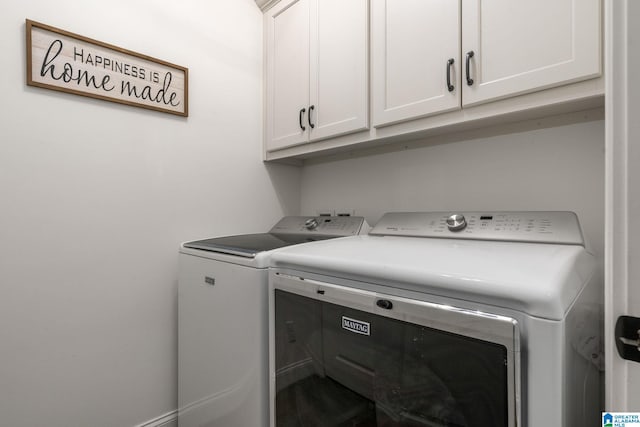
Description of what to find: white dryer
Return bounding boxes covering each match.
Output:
[268,212,602,427]
[178,216,369,427]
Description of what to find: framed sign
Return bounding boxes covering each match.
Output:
[26,19,188,117]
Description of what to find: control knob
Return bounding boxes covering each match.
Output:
[446,214,467,232]
[305,218,319,230]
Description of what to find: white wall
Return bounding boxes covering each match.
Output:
[0,1,300,426]
[301,119,605,259]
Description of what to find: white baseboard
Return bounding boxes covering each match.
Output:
[134,410,178,427]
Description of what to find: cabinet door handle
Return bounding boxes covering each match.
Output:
[446,58,455,92]
[299,108,306,131]
[308,105,315,129]
[465,51,475,86]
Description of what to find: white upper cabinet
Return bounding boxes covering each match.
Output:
[310,0,369,141]
[265,0,369,152]
[265,0,310,151]
[264,0,602,161]
[372,0,462,127]
[371,0,601,127]
[461,0,601,106]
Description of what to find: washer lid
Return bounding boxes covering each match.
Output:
[183,216,368,258]
[182,233,335,258]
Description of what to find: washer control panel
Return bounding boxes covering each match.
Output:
[270,216,368,237]
[371,211,584,245]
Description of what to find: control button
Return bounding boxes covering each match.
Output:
[376,299,393,310]
[446,214,467,232]
[305,218,319,230]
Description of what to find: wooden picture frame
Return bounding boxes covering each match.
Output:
[26,19,189,117]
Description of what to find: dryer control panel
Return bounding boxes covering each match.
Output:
[370,211,584,245]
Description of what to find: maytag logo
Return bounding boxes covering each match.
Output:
[342,316,370,336]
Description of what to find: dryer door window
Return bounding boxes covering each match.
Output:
[274,290,376,426]
[272,276,519,427]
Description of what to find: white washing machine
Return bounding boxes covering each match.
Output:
[177,216,369,427]
[268,212,603,427]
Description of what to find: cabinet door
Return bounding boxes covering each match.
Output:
[462,0,601,107]
[308,0,369,141]
[265,0,310,152]
[372,0,461,127]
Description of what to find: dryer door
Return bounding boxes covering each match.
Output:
[271,272,520,427]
